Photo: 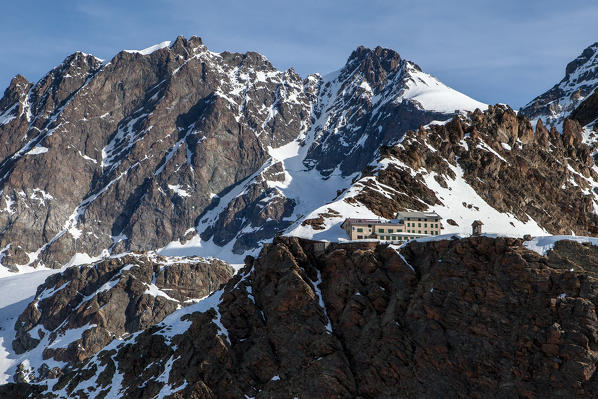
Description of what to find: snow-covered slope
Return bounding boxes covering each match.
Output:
[0,253,233,385]
[0,269,61,384]
[399,64,486,113]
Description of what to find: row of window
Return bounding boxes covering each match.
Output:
[403,231,441,235]
[354,232,441,240]
[405,223,439,228]
[356,235,416,241]
[354,224,440,234]
[405,218,439,222]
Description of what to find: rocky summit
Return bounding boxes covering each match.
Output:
[6,236,598,398]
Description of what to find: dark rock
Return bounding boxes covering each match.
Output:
[32,236,598,398]
[11,253,233,377]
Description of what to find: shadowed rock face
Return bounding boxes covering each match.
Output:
[15,236,598,398]
[9,253,233,382]
[570,88,598,127]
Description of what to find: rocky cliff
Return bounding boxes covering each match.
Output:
[570,89,598,129]
[8,236,598,398]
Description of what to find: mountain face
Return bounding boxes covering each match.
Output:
[8,236,598,398]
[299,45,486,176]
[0,36,485,270]
[521,42,598,128]
[0,36,316,269]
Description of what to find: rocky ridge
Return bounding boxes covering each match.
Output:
[8,236,598,398]
[290,104,598,240]
[7,254,233,383]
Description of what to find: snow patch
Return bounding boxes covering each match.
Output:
[124,41,172,56]
[524,235,598,256]
[25,146,48,155]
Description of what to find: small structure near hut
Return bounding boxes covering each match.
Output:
[472,220,484,236]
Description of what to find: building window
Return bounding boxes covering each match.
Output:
[418,223,421,227]
[388,229,393,233]
[424,223,427,227]
[424,230,427,234]
[378,228,384,233]
[357,228,363,232]
[357,235,363,239]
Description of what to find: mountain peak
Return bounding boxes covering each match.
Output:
[170,35,205,56]
[521,41,598,127]
[6,74,29,92]
[565,42,598,77]
[347,45,404,72]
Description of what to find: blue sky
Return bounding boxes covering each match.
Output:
[1,0,598,108]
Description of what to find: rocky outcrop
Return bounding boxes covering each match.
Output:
[10,253,233,381]
[13,236,598,398]
[199,160,296,254]
[346,105,598,236]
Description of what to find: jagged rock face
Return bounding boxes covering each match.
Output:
[9,253,233,381]
[320,105,598,236]
[521,42,598,127]
[16,236,598,398]
[200,160,296,253]
[0,36,483,268]
[0,35,313,269]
